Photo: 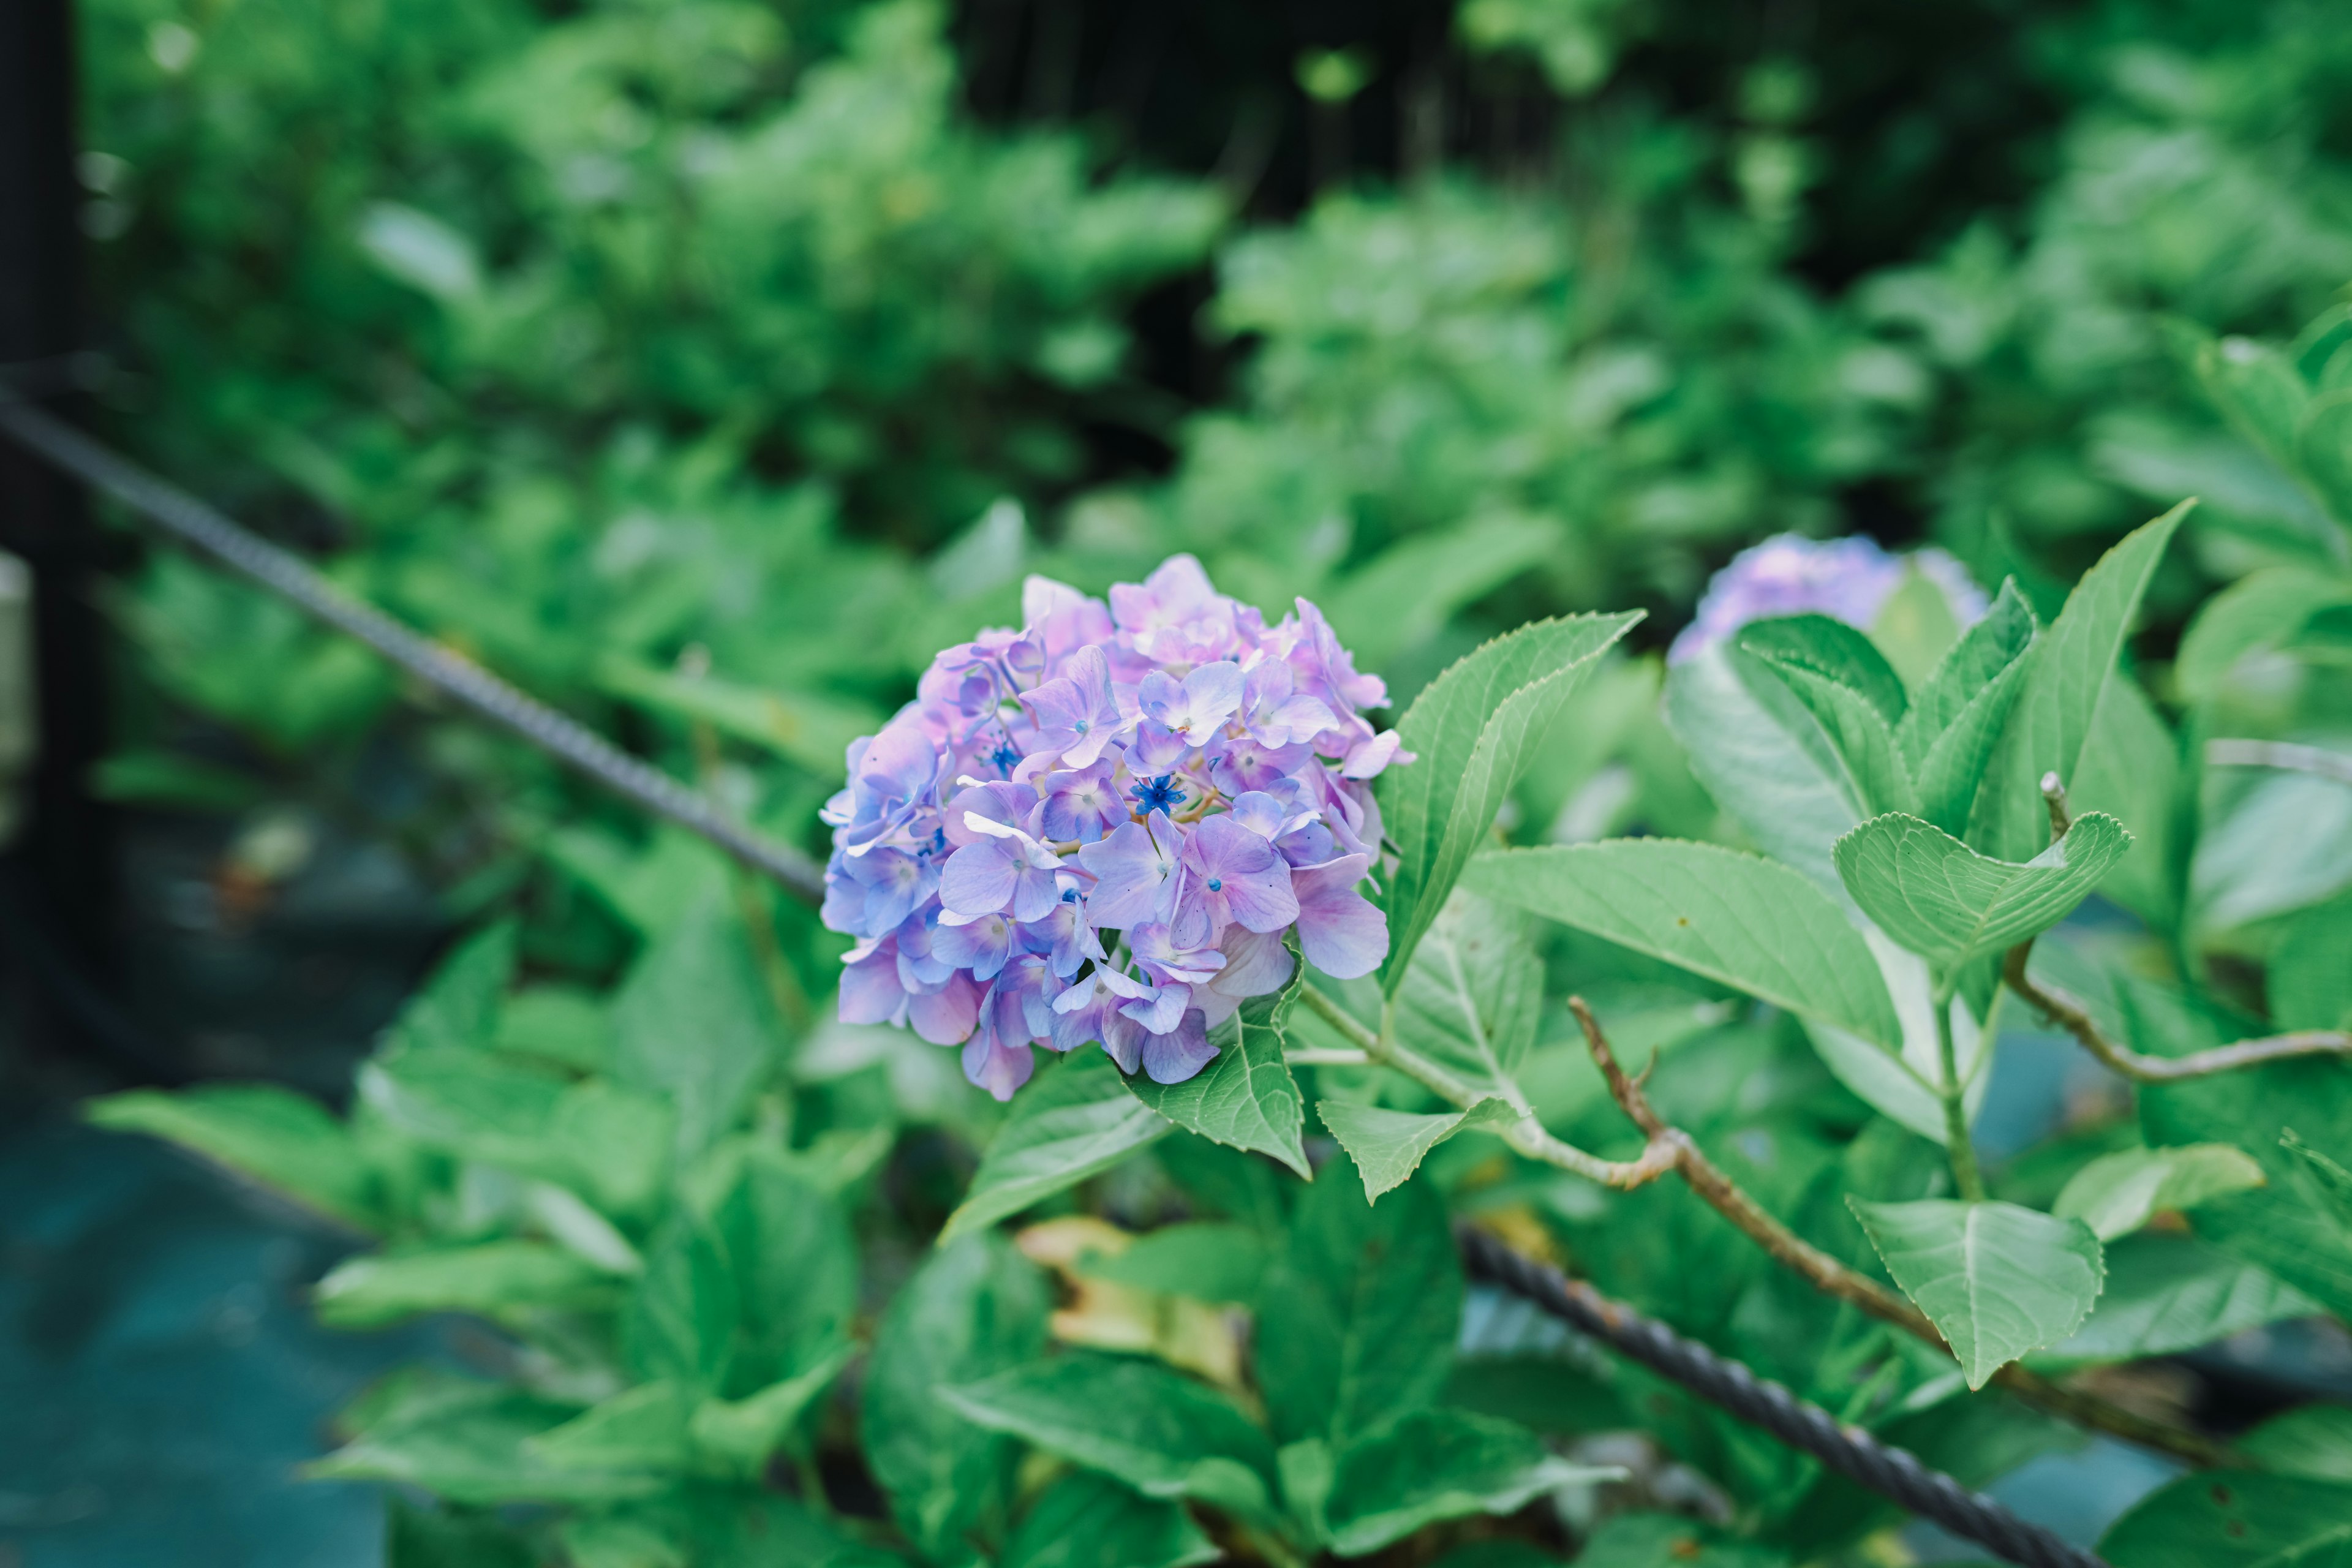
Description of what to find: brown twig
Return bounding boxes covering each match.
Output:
[1566,995,2236,1468]
[2002,946,2351,1083]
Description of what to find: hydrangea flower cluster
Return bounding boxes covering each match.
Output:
[822,556,1407,1100]
[1668,533,1989,663]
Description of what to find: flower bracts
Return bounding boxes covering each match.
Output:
[823,556,1406,1099]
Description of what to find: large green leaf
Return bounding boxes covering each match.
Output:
[1899,580,2037,761]
[862,1235,1050,1567]
[1969,503,2189,863]
[2100,1472,2352,1567]
[622,1218,740,1395]
[311,1378,657,1506]
[1901,582,2038,834]
[1378,612,1641,990]
[88,1085,380,1231]
[1127,962,1309,1177]
[1665,641,1869,897]
[1256,1174,1461,1449]
[2066,673,2184,932]
[2038,1235,2316,1364]
[383,921,516,1056]
[1847,1197,2106,1389]
[2051,1144,2267,1242]
[943,1050,1171,1242]
[609,892,781,1160]
[2274,897,2352,1031]
[1833,811,2132,971]
[1319,1098,1515,1202]
[1324,1409,1618,1558]
[1756,659,1917,818]
[2239,1403,2352,1482]
[1736,614,1908,725]
[2142,1058,2352,1321]
[999,1471,1221,1568]
[1390,890,1542,1102]
[314,1241,617,1328]
[691,1344,857,1479]
[527,1382,697,1475]
[714,1150,858,1392]
[1463,840,1901,1047]
[941,1352,1276,1517]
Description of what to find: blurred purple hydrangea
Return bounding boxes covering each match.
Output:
[822,556,1408,1100]
[1668,533,1989,663]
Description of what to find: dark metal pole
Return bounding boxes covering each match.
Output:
[0,0,123,1054]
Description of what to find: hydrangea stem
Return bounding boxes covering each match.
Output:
[1293,981,1677,1189]
[2007,774,2351,1082]
[1933,988,1987,1203]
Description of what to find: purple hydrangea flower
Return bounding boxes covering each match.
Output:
[1668,533,1991,664]
[820,554,1407,1099]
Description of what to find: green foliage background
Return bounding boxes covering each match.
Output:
[61,0,2352,1563]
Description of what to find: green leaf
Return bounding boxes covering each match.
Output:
[862,1235,1050,1567]
[622,1218,740,1395]
[609,892,780,1161]
[2195,334,2310,477]
[943,1050,1172,1242]
[1126,962,1308,1177]
[2281,1129,2352,1237]
[2051,1145,2267,1241]
[385,922,516,1057]
[1319,1098,1516,1202]
[1904,584,2038,834]
[1077,1221,1268,1305]
[1900,579,2037,763]
[1736,614,1908,725]
[1324,1409,1620,1558]
[361,1041,671,1215]
[2238,1403,2352,1482]
[314,1240,616,1329]
[2299,388,2352,527]
[312,1379,660,1506]
[2066,674,2184,931]
[1463,840,1901,1047]
[2039,1235,2316,1363]
[714,1149,858,1390]
[1257,1172,1461,1448]
[690,1343,856,1478]
[941,1352,1276,1515]
[2141,1058,2352,1321]
[527,1381,697,1474]
[387,1498,536,1568]
[1833,811,2133,971]
[1000,1471,1221,1568]
[1379,612,1642,989]
[87,1085,380,1231]
[1391,890,1543,1101]
[2274,898,2352,1031]
[1754,657,1917,818]
[2100,1472,2352,1567]
[493,985,611,1073]
[1847,1197,2106,1389]
[1665,641,1871,897]
[2175,567,2352,705]
[1969,503,2190,863]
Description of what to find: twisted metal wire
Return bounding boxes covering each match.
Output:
[1458,1227,2111,1568]
[6,391,2113,1567]
[0,392,826,903]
